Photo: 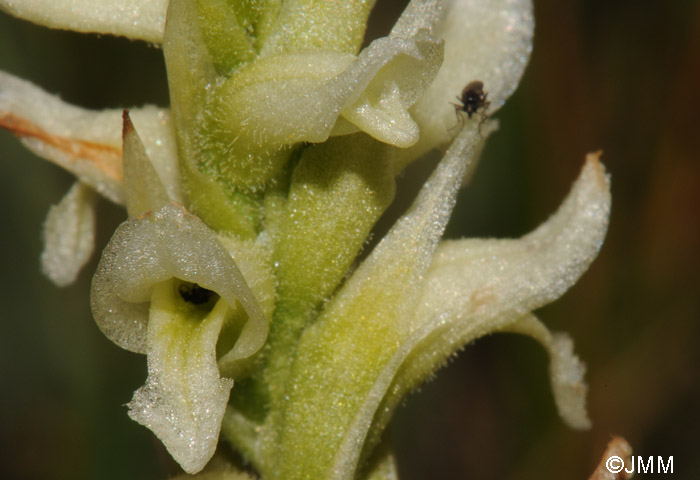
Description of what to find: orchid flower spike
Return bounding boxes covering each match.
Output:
[0,0,613,478]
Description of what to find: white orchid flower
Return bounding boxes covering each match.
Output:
[88,112,273,472]
[0,0,613,479]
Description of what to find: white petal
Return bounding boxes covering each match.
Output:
[410,0,534,153]
[90,203,267,358]
[506,315,591,429]
[0,0,167,43]
[128,282,233,474]
[40,182,96,286]
[0,71,182,204]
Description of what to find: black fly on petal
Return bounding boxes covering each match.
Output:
[456,81,489,119]
[450,80,491,132]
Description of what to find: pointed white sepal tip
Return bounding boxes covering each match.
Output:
[122,110,170,216]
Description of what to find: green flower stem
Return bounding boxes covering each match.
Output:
[271,289,404,480]
[225,134,397,466]
[274,134,396,314]
[266,133,396,395]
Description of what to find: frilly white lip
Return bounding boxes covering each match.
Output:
[127,278,234,474]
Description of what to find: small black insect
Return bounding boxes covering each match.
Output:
[451,81,491,133]
[455,80,490,118]
[179,283,215,305]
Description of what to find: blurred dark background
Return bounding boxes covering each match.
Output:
[1,1,698,479]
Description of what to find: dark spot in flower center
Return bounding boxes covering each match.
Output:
[179,283,215,305]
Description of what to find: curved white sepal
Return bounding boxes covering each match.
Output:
[417,153,611,330]
[352,154,608,462]
[390,153,609,424]
[0,71,181,204]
